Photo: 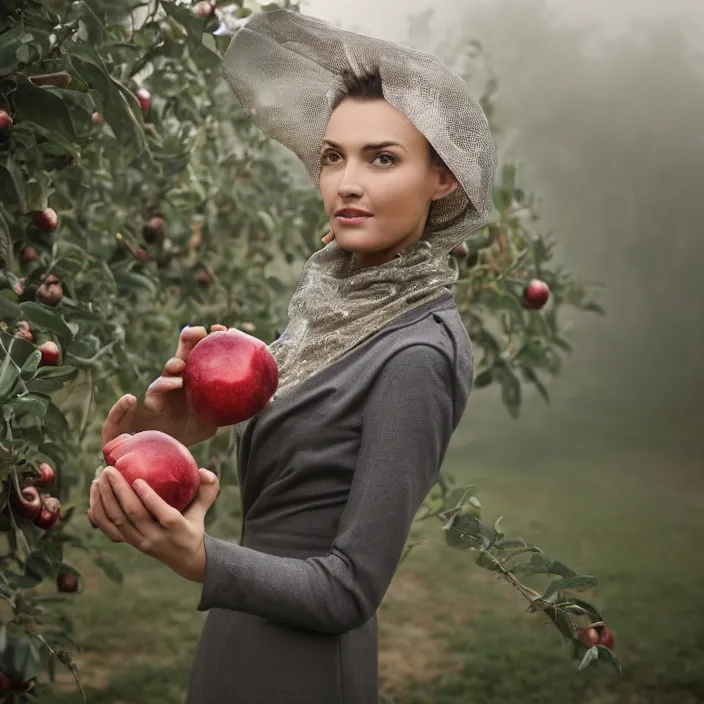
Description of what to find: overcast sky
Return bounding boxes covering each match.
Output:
[302,0,704,45]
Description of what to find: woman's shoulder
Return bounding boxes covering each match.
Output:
[362,296,473,386]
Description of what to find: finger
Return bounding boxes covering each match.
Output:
[105,467,157,531]
[101,395,137,445]
[175,326,208,361]
[210,324,227,333]
[161,357,186,377]
[89,481,125,543]
[98,470,147,538]
[183,468,220,523]
[132,478,184,529]
[147,375,183,395]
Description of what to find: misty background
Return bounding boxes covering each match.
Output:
[298,0,704,486]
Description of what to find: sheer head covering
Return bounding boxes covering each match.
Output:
[222,9,497,400]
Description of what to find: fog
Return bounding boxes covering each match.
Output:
[298,0,704,476]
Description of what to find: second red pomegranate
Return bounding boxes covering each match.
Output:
[183,329,278,427]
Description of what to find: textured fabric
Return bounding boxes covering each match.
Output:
[186,292,474,704]
[222,9,496,400]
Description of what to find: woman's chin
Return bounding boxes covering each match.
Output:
[333,233,386,255]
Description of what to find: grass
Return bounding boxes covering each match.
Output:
[34,443,704,704]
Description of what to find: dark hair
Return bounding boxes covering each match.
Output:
[331,67,443,167]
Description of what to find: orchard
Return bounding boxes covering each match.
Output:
[0,0,614,699]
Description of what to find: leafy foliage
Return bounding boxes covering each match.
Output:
[0,0,606,696]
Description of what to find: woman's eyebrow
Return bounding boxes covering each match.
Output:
[321,139,407,152]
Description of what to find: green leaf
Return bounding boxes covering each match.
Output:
[512,552,553,576]
[0,157,27,207]
[69,0,107,45]
[0,349,20,400]
[0,21,26,77]
[257,210,276,235]
[521,366,549,403]
[13,82,77,144]
[578,645,599,671]
[10,635,41,682]
[94,554,123,584]
[10,392,49,419]
[19,349,42,380]
[593,645,622,674]
[466,230,492,250]
[0,624,6,653]
[473,368,493,388]
[553,574,598,592]
[161,1,208,39]
[24,548,56,581]
[566,597,605,624]
[29,365,79,394]
[19,302,74,346]
[0,294,21,323]
[44,400,69,434]
[475,550,502,572]
[549,560,577,579]
[499,365,521,418]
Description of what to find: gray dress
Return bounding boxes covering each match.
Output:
[186,290,473,704]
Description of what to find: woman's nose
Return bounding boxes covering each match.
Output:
[336,163,365,198]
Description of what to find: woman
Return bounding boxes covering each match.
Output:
[88,9,496,703]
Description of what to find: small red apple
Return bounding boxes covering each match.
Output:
[183,329,278,427]
[450,242,469,259]
[20,246,37,263]
[135,88,151,116]
[135,247,149,263]
[38,341,60,366]
[32,208,58,233]
[0,109,13,140]
[36,277,63,306]
[34,496,61,530]
[196,269,211,285]
[36,462,55,486]
[57,573,79,593]
[102,430,200,512]
[12,277,26,297]
[91,111,103,125]
[597,625,615,649]
[15,320,32,343]
[522,278,550,310]
[11,486,43,521]
[194,1,214,17]
[143,216,165,243]
[577,627,600,648]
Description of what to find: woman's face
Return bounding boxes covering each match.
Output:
[319,98,458,269]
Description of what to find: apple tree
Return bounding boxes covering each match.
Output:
[0,0,609,698]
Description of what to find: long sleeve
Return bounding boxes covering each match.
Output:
[196,343,458,634]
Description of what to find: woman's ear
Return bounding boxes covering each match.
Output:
[431,166,459,201]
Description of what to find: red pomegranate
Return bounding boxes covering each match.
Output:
[183,329,278,427]
[102,431,200,512]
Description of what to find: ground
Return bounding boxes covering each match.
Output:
[30,446,704,704]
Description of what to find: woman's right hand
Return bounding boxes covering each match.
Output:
[101,324,227,449]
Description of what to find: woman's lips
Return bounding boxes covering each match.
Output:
[335,215,371,226]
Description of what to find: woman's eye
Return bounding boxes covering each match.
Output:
[320,152,339,165]
[374,153,396,166]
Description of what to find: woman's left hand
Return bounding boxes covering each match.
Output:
[87,466,220,583]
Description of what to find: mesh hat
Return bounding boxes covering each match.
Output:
[222,9,497,401]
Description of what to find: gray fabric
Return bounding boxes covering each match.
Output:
[185,291,474,703]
